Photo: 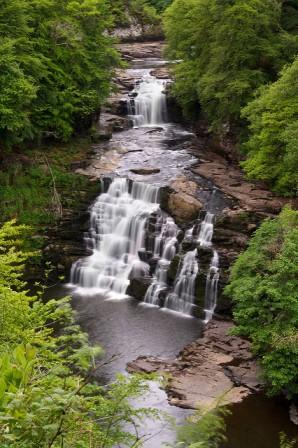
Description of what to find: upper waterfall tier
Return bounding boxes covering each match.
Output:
[70,178,159,297]
[128,71,168,127]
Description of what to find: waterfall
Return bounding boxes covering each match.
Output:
[70,175,220,322]
[197,212,220,321]
[204,250,220,323]
[70,178,159,298]
[198,212,214,246]
[164,249,199,316]
[144,217,178,306]
[128,72,168,127]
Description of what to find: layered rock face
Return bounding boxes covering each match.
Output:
[128,320,264,409]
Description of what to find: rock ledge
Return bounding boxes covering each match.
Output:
[127,320,264,409]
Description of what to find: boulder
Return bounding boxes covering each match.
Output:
[127,277,152,301]
[127,321,263,410]
[130,167,161,175]
[150,67,170,79]
[170,177,198,196]
[167,255,181,283]
[168,192,202,223]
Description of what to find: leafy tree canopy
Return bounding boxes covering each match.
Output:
[0,0,119,148]
[164,0,298,128]
[241,57,298,196]
[0,220,158,447]
[225,207,298,397]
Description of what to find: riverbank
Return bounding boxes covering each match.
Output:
[0,138,104,283]
[127,320,263,409]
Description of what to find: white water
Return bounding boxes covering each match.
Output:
[198,212,214,247]
[70,178,159,297]
[144,217,178,306]
[128,72,168,127]
[164,249,199,316]
[204,250,220,323]
[197,212,220,321]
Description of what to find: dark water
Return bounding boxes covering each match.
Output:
[47,284,298,447]
[225,395,298,448]
[64,287,201,447]
[71,292,202,381]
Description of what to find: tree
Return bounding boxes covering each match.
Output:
[225,207,298,396]
[164,0,298,128]
[241,58,298,196]
[0,0,120,147]
[0,220,159,447]
[173,401,230,448]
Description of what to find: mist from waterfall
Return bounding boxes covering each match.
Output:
[128,72,168,126]
[70,178,159,298]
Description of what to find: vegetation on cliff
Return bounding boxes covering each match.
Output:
[163,0,298,195]
[241,58,298,196]
[0,220,157,447]
[225,207,298,397]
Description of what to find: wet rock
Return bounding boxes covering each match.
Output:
[195,272,206,309]
[116,41,165,60]
[130,167,161,175]
[100,113,131,133]
[196,246,213,269]
[191,158,298,214]
[168,192,202,223]
[145,127,164,133]
[167,255,181,283]
[160,177,203,224]
[170,177,199,196]
[181,240,198,252]
[127,277,152,301]
[127,321,264,410]
[290,404,298,426]
[150,67,170,79]
[91,128,112,142]
[104,94,129,115]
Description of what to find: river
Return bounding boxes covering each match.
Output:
[59,46,298,447]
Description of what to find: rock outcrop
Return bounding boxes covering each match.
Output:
[162,177,203,224]
[130,167,161,175]
[127,320,264,409]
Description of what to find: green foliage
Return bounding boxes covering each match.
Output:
[241,58,298,196]
[174,402,230,448]
[225,207,298,396]
[0,143,92,227]
[164,0,298,128]
[280,433,298,448]
[129,0,160,31]
[0,0,119,147]
[0,220,159,447]
[147,0,172,12]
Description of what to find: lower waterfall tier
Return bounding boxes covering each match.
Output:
[70,177,220,321]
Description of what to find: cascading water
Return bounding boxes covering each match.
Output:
[70,178,159,297]
[197,212,220,322]
[198,212,214,246]
[204,250,220,323]
[128,72,168,127]
[164,249,199,316]
[144,217,178,306]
